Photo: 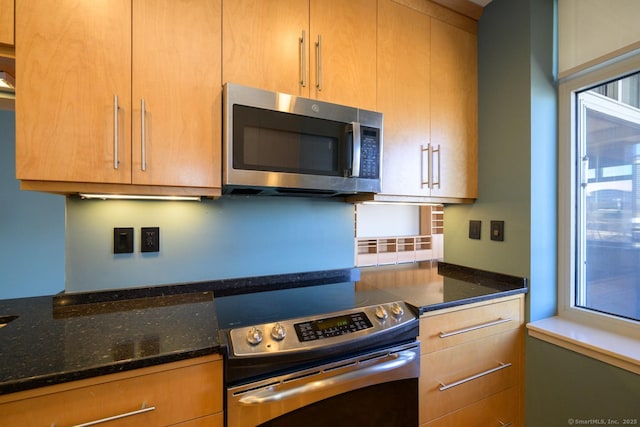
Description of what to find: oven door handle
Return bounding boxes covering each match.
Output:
[237,348,418,405]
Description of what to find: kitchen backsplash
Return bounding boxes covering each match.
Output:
[65,196,355,293]
[0,110,65,299]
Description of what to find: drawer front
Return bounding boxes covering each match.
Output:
[0,357,223,426]
[419,296,523,354]
[423,386,521,427]
[419,329,521,424]
[172,412,224,427]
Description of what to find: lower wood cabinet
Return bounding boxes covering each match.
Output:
[419,295,524,426]
[0,354,223,427]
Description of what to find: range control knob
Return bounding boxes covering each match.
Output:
[246,327,263,345]
[271,323,286,341]
[375,305,388,320]
[391,302,405,318]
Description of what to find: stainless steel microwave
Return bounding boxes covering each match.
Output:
[223,83,383,197]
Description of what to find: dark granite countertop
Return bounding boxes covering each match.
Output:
[0,292,220,395]
[0,264,526,396]
[356,262,528,314]
[0,268,357,396]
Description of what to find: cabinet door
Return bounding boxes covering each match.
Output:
[377,0,431,196]
[0,356,223,427]
[309,0,377,110]
[430,18,478,199]
[132,0,221,188]
[222,0,308,97]
[16,0,131,184]
[0,0,13,46]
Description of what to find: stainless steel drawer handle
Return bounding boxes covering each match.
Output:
[65,403,156,427]
[438,362,512,391]
[439,317,512,338]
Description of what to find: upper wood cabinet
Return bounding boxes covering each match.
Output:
[222,0,376,111]
[15,0,221,196]
[0,0,13,46]
[377,0,431,198]
[429,18,477,200]
[366,0,477,203]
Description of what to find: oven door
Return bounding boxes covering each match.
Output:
[226,341,420,427]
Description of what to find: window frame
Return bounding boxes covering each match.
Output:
[558,50,640,340]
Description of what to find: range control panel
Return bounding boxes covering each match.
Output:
[229,301,415,357]
[295,311,373,342]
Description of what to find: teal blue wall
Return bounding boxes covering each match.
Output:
[0,110,65,298]
[527,339,640,424]
[442,0,640,424]
[444,0,557,322]
[66,196,355,292]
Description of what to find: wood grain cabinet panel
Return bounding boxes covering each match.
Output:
[430,17,478,200]
[374,1,477,202]
[16,0,132,185]
[0,0,14,46]
[419,297,523,353]
[420,328,521,424]
[131,0,221,189]
[16,0,221,194]
[223,0,376,111]
[377,0,431,197]
[0,355,223,427]
[425,386,520,427]
[419,295,525,427]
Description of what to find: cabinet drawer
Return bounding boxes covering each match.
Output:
[423,386,521,427]
[0,355,223,426]
[419,296,523,354]
[419,329,521,424]
[173,412,224,427]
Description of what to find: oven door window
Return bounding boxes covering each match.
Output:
[233,105,347,176]
[259,379,418,427]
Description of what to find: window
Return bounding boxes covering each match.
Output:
[559,53,640,336]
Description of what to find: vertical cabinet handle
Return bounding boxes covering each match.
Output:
[141,98,147,171]
[420,144,430,188]
[420,144,441,190]
[299,30,307,88]
[315,34,322,91]
[113,95,119,170]
[432,144,441,188]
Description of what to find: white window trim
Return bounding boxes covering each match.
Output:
[527,49,640,374]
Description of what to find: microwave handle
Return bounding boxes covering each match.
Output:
[350,122,362,177]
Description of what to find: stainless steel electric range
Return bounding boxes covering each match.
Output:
[216,281,420,427]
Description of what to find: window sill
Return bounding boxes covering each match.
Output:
[527,317,640,375]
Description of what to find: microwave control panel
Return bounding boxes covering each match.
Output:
[359,129,380,179]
